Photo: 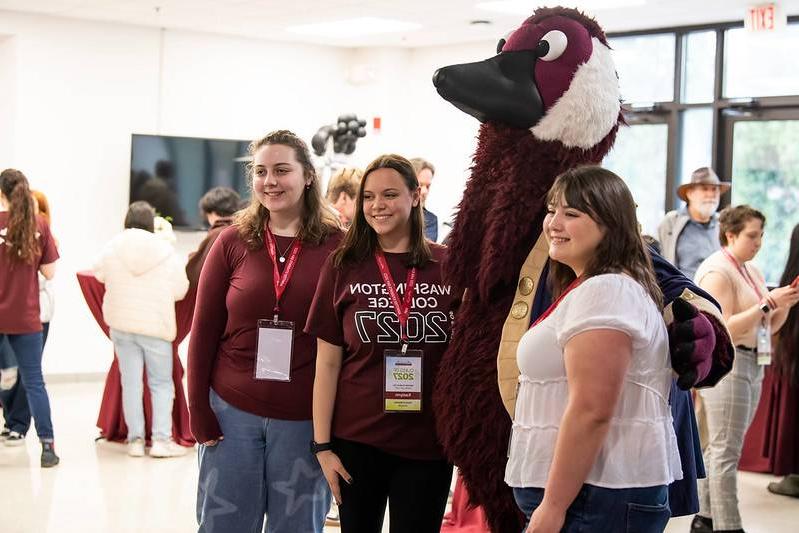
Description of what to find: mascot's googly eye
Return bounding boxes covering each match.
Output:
[538,30,568,61]
[496,38,506,54]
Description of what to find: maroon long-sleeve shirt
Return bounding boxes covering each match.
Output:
[187,225,341,443]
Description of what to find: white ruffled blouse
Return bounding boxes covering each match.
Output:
[504,274,683,489]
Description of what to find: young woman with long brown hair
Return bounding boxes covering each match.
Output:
[505,166,682,533]
[188,130,340,532]
[307,154,454,533]
[0,169,59,467]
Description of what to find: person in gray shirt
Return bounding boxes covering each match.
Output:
[658,167,731,280]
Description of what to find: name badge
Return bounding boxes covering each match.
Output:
[383,349,423,413]
[254,319,294,381]
[757,319,772,366]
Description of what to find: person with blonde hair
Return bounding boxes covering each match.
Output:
[325,167,363,227]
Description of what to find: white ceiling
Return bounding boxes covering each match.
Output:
[1,0,797,48]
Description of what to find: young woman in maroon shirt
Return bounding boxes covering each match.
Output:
[0,169,59,468]
[188,130,340,533]
[306,154,454,533]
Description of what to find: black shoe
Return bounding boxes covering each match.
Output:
[41,441,60,468]
[690,515,713,533]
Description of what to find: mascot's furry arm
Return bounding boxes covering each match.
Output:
[431,7,733,532]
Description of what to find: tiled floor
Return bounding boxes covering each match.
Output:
[1,381,798,532]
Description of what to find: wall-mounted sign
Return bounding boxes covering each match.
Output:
[745,3,787,32]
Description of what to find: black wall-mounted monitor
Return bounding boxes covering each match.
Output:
[129,133,251,229]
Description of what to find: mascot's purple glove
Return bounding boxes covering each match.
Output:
[668,298,715,390]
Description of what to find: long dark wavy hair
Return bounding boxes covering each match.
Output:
[333,154,432,268]
[546,165,663,308]
[775,223,799,383]
[235,129,339,249]
[0,169,40,265]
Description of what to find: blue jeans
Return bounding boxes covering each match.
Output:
[0,324,47,435]
[196,390,330,533]
[110,329,174,441]
[0,332,53,440]
[513,484,670,533]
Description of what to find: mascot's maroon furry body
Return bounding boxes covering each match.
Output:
[431,7,732,532]
[432,9,621,531]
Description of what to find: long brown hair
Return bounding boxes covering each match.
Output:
[775,223,799,383]
[546,166,663,308]
[235,130,339,249]
[0,169,40,265]
[333,154,432,268]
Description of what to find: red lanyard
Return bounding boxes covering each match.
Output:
[721,248,764,300]
[530,277,583,329]
[264,228,302,321]
[375,250,417,350]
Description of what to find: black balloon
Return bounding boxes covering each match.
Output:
[312,113,369,155]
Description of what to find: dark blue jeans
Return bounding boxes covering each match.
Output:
[0,323,47,435]
[0,331,53,440]
[513,484,670,533]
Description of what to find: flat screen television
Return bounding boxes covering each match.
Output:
[129,133,251,229]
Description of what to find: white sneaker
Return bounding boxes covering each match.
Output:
[3,431,25,447]
[0,367,18,390]
[149,439,189,458]
[127,438,145,457]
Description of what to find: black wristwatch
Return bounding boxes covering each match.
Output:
[310,440,332,454]
[760,302,771,314]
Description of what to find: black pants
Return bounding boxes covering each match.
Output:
[333,438,453,533]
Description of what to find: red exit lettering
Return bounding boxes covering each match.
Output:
[747,4,777,32]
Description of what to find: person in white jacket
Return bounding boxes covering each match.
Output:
[94,201,189,458]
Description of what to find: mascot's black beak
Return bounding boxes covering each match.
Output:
[433,51,544,130]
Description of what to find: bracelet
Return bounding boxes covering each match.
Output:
[766,296,777,310]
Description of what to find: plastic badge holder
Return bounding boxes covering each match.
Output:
[254,319,294,381]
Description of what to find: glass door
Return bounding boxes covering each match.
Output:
[603,116,670,237]
[720,108,799,283]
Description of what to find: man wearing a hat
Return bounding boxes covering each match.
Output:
[658,167,732,280]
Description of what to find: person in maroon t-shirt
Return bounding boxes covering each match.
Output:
[0,169,59,467]
[187,130,341,533]
[306,154,455,533]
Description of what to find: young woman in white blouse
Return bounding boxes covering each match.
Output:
[505,166,682,533]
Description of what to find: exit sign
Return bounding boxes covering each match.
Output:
[745,3,786,32]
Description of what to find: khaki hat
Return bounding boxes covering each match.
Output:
[677,167,731,202]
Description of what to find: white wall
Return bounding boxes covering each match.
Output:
[0,10,494,377]
[0,36,15,169]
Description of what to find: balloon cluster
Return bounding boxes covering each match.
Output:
[311,114,367,156]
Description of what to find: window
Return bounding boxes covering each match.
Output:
[681,31,716,103]
[609,34,676,103]
[724,25,799,98]
[603,123,669,236]
[678,108,714,185]
[729,118,799,282]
